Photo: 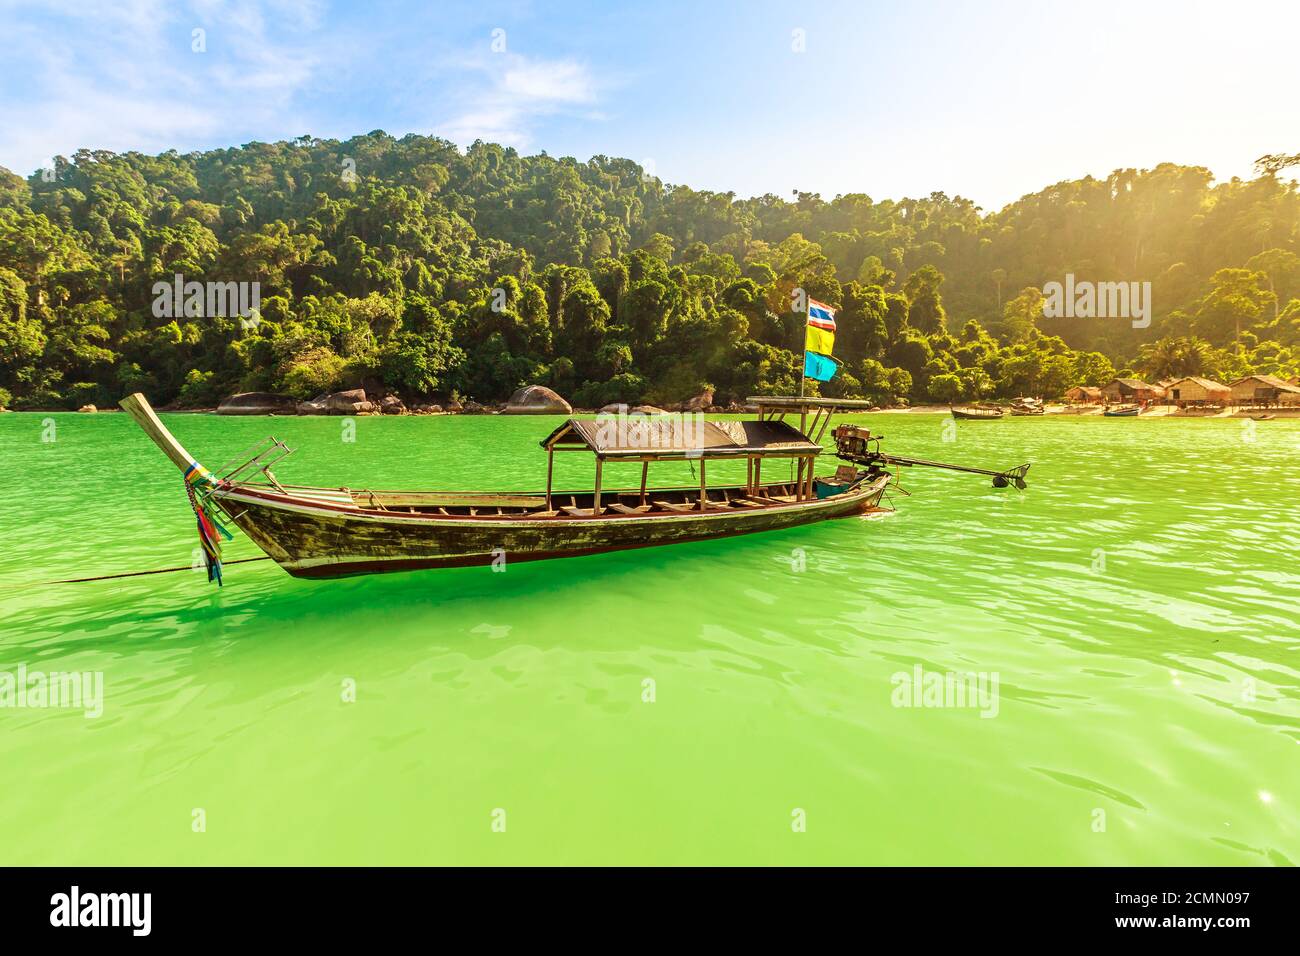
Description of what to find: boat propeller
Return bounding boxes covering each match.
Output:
[992,463,1031,490]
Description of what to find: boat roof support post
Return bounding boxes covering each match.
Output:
[811,407,833,444]
[814,414,833,444]
[639,461,649,506]
[699,457,708,510]
[592,457,603,517]
[545,446,554,511]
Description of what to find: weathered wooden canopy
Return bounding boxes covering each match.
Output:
[745,396,877,412]
[745,395,875,447]
[540,418,821,460]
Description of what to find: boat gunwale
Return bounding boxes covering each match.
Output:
[214,476,892,526]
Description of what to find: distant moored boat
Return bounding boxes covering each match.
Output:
[951,404,1005,420]
[1010,397,1045,416]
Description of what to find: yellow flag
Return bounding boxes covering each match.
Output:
[805,325,835,356]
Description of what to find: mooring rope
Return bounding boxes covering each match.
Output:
[2,556,272,589]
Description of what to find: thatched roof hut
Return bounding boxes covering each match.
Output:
[1229,374,1300,406]
[1166,376,1230,405]
[1101,378,1162,403]
[1065,385,1103,403]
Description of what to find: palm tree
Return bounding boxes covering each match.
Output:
[1137,335,1209,380]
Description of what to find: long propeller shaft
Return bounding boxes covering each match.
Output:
[879,454,1030,482]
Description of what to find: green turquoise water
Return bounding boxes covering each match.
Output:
[0,411,1296,865]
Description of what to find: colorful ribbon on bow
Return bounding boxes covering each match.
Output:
[184,462,233,586]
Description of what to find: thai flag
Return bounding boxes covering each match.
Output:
[807,299,836,331]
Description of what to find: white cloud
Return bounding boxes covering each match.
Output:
[0,0,324,173]
[0,3,606,171]
[501,60,594,104]
[436,54,601,150]
[437,110,530,149]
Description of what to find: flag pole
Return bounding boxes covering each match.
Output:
[796,298,807,492]
[799,298,807,398]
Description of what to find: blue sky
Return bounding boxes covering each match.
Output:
[1,0,1296,210]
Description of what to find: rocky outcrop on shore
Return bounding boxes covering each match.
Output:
[217,392,299,416]
[678,389,714,412]
[296,389,377,415]
[504,385,572,415]
[597,403,669,415]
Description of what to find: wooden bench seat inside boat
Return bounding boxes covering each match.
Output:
[606,503,652,515]
[358,492,549,509]
[277,484,806,518]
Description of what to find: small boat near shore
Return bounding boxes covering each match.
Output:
[1010,397,1045,416]
[121,393,1030,582]
[1103,404,1140,417]
[951,404,1005,420]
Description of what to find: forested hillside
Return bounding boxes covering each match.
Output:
[1,131,1298,410]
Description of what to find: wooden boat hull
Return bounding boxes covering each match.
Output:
[215,478,891,578]
[1103,406,1140,417]
[951,408,1005,420]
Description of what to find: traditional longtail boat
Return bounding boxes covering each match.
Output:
[951,404,1005,420]
[1103,404,1140,417]
[120,393,1029,582]
[1009,397,1045,416]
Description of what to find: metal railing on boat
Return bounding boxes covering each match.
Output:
[215,437,297,484]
